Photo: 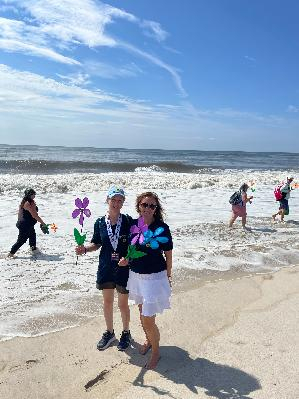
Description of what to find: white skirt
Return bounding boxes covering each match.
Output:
[127,270,171,317]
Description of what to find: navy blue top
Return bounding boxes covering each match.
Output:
[17,205,38,229]
[91,214,132,286]
[129,219,173,275]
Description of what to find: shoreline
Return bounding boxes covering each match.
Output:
[0,265,279,343]
[1,264,298,398]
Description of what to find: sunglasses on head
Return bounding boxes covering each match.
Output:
[140,202,157,210]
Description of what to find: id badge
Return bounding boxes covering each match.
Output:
[111,252,120,262]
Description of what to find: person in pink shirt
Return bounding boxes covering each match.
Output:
[229,183,253,229]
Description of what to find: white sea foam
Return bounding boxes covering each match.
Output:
[1,171,299,340]
[134,165,163,172]
[0,168,298,194]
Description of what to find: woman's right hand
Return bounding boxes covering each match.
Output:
[76,245,86,255]
[118,257,129,267]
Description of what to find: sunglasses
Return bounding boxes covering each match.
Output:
[140,202,157,210]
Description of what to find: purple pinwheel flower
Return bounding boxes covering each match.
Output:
[130,217,148,245]
[72,197,91,226]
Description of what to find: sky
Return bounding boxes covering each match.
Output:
[1,0,299,151]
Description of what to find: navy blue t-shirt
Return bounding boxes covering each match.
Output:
[91,214,132,286]
[17,205,38,229]
[129,219,173,274]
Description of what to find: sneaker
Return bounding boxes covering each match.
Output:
[96,330,116,351]
[31,248,41,255]
[117,330,131,351]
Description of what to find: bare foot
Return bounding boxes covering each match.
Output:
[139,341,152,355]
[145,353,161,370]
[272,215,276,222]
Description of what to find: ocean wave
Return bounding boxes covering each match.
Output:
[0,159,208,174]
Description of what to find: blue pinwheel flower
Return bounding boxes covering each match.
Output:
[143,227,169,249]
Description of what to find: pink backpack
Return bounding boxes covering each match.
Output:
[274,183,284,201]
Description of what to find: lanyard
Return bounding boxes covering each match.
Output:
[105,214,122,251]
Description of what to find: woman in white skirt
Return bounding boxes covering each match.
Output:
[119,191,173,369]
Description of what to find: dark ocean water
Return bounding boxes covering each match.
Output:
[0,144,299,174]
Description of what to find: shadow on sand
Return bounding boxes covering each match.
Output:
[285,219,299,225]
[250,227,277,233]
[129,345,261,399]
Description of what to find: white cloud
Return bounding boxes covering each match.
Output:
[0,63,168,121]
[3,0,136,47]
[1,62,296,150]
[141,20,168,42]
[0,16,80,64]
[84,60,142,79]
[1,1,186,95]
[0,38,80,64]
[120,42,187,97]
[56,72,91,86]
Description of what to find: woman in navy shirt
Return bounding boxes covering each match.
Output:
[76,186,132,351]
[8,188,47,257]
[119,191,173,369]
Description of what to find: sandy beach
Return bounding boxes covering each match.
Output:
[1,265,298,399]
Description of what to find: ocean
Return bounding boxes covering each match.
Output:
[1,144,299,340]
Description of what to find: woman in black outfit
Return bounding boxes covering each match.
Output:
[119,192,173,369]
[8,188,47,257]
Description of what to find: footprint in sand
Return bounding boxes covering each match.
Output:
[0,361,7,373]
[9,359,39,373]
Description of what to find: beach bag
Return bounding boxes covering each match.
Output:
[274,184,283,201]
[229,191,242,205]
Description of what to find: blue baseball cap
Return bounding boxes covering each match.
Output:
[107,186,125,198]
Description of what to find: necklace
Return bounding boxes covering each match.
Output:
[105,213,122,251]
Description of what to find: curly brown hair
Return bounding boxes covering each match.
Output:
[135,191,165,222]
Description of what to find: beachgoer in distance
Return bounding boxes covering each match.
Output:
[76,186,132,351]
[8,188,47,257]
[272,177,294,222]
[229,183,253,229]
[119,192,173,370]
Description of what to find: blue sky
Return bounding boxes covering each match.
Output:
[1,0,299,151]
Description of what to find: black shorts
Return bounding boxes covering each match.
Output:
[96,281,129,294]
[279,199,289,214]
